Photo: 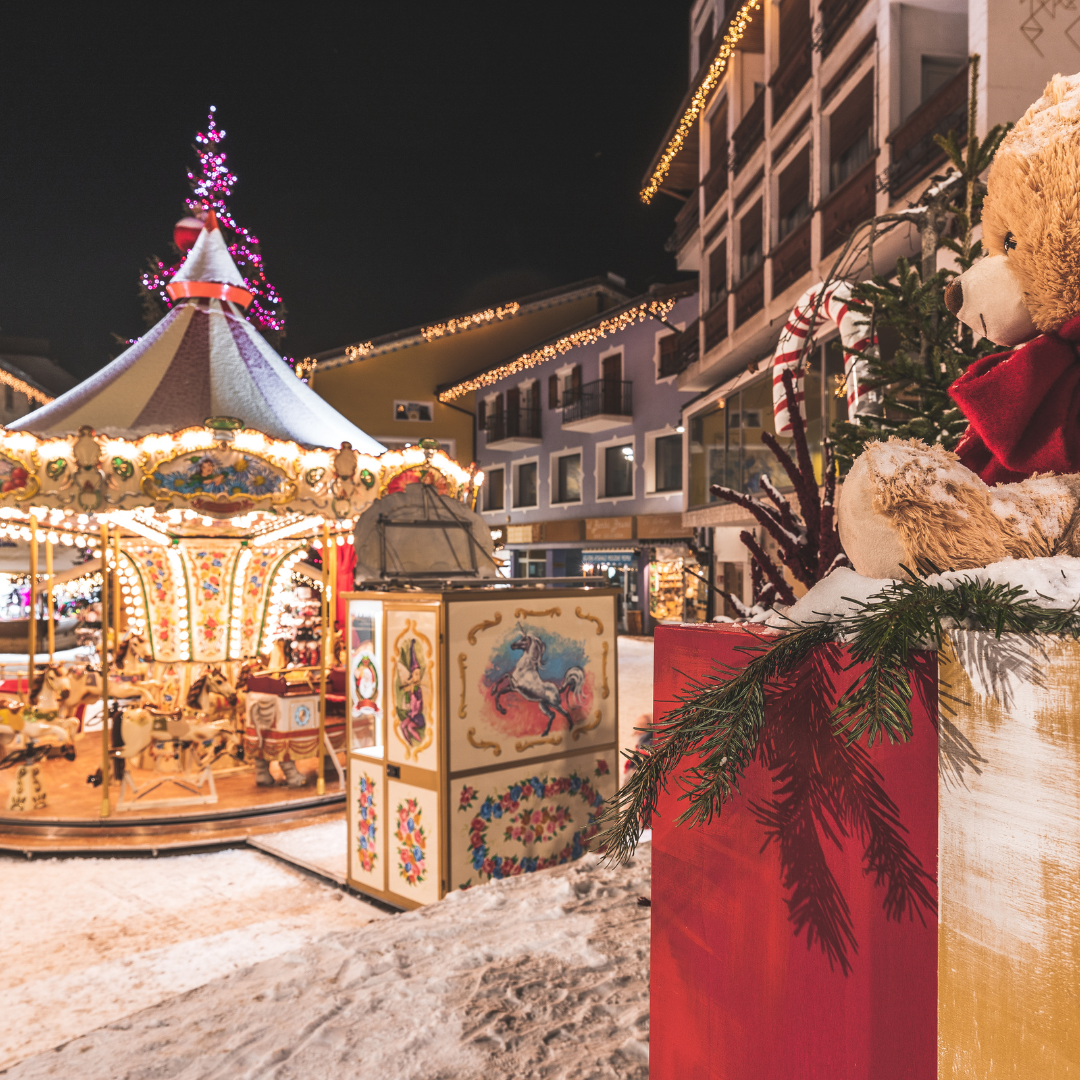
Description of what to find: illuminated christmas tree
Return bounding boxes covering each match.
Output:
[139,107,287,349]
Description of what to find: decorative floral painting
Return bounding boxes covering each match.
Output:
[180,544,238,661]
[149,450,285,501]
[457,769,605,887]
[0,455,32,497]
[390,615,435,762]
[356,773,378,875]
[481,623,592,738]
[395,796,427,886]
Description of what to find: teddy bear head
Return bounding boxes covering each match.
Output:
[946,72,1080,346]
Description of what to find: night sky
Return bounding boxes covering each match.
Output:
[2,4,693,379]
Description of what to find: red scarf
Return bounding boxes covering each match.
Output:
[950,313,1080,485]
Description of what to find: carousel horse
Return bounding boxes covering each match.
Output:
[27,665,80,741]
[120,705,223,772]
[186,666,242,764]
[114,632,153,674]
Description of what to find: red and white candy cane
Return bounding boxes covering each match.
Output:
[772,281,876,432]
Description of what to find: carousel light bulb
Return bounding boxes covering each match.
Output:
[184,510,197,520]
[77,515,89,525]
[46,531,58,544]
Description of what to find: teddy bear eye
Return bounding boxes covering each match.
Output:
[1004,231,1017,253]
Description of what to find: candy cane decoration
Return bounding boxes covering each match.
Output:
[772,281,877,432]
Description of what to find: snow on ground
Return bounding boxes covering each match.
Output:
[0,848,388,1072]
[5,847,652,1080]
[617,635,653,762]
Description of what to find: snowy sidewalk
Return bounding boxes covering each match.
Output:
[4,848,651,1079]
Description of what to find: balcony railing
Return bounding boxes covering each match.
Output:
[887,67,968,198]
[665,189,700,255]
[770,36,813,121]
[734,263,765,327]
[485,406,540,443]
[562,380,633,424]
[732,93,766,175]
[704,297,729,353]
[817,0,871,56]
[771,215,812,297]
[821,155,877,255]
[703,159,729,216]
[660,320,700,378]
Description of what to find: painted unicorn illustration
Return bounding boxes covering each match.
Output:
[492,630,585,735]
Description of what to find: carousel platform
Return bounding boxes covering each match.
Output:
[0,731,346,856]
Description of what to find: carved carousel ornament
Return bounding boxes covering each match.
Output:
[0,214,482,820]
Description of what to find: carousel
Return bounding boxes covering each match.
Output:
[0,214,482,851]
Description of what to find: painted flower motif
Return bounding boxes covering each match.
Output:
[594,759,609,777]
[395,797,427,886]
[458,785,477,811]
[355,774,378,874]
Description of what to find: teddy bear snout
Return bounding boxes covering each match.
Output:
[944,280,963,315]
[952,255,1037,347]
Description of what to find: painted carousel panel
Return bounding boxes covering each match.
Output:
[348,757,386,893]
[386,777,440,907]
[446,594,617,773]
[386,606,439,772]
[347,598,384,752]
[449,748,617,892]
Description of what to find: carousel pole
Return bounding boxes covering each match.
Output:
[45,538,54,663]
[27,515,38,701]
[99,522,111,818]
[112,529,121,641]
[317,523,330,796]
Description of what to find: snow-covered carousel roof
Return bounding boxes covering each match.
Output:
[11,214,383,453]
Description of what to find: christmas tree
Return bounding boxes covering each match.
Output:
[139,107,287,350]
[831,56,1009,472]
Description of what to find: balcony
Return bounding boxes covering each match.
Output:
[887,68,968,198]
[660,320,700,378]
[704,296,729,353]
[485,407,541,450]
[665,189,700,255]
[818,0,871,57]
[732,93,766,176]
[703,159,729,216]
[820,155,877,255]
[734,264,765,327]
[771,216,812,297]
[562,379,633,433]
[770,37,812,122]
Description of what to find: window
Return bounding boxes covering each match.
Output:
[555,453,582,503]
[604,443,634,499]
[922,55,964,104]
[514,461,538,507]
[739,200,763,280]
[548,374,559,408]
[709,101,728,173]
[829,72,874,192]
[654,434,683,492]
[697,13,714,71]
[778,0,810,62]
[394,400,433,422]
[484,467,504,511]
[563,365,582,407]
[522,550,546,579]
[777,144,810,240]
[709,240,728,308]
[477,398,487,429]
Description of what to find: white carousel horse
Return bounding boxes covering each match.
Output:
[28,665,80,740]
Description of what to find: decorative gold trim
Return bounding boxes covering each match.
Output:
[515,734,563,752]
[514,607,561,619]
[467,728,502,757]
[575,607,603,635]
[457,653,467,719]
[601,640,610,699]
[467,612,502,645]
[572,710,603,741]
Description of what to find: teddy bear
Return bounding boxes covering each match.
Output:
[839,72,1080,579]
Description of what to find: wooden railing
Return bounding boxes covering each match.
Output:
[665,190,700,255]
[817,0,871,56]
[887,68,968,197]
[660,320,700,378]
[703,160,729,216]
[734,264,766,327]
[820,156,876,255]
[771,216,812,297]
[770,36,813,122]
[732,93,766,175]
[704,297,729,353]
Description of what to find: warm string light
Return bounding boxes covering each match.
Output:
[117,556,147,633]
[422,302,521,342]
[438,299,677,401]
[140,106,286,335]
[640,0,763,204]
[293,357,317,383]
[227,547,252,659]
[0,369,52,407]
[261,549,306,654]
[344,342,374,362]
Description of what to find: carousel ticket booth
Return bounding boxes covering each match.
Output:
[344,587,619,908]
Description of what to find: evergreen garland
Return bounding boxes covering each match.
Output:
[599,574,1080,864]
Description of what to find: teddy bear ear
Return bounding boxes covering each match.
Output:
[1001,71,1080,158]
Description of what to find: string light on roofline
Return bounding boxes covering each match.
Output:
[422,303,521,343]
[640,0,763,205]
[0,370,52,407]
[438,299,677,401]
[344,342,374,362]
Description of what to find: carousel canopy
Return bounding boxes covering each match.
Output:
[11,215,383,453]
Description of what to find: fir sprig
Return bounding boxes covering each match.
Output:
[599,573,1080,864]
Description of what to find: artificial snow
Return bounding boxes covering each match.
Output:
[773,567,898,625]
[3,847,651,1080]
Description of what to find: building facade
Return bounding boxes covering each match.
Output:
[0,337,76,426]
[438,283,702,633]
[645,0,1079,611]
